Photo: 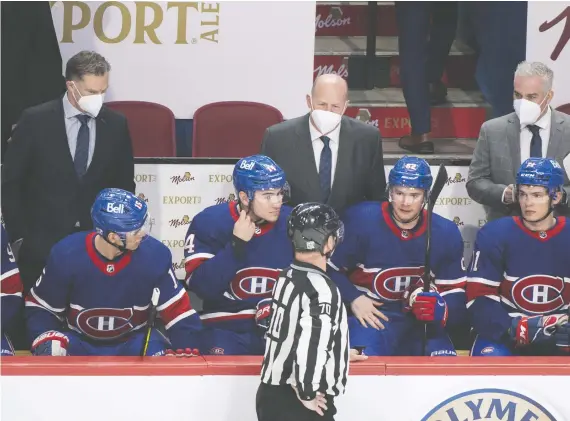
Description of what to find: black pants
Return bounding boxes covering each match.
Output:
[256,383,336,421]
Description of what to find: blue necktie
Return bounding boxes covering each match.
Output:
[74,114,91,177]
[528,125,542,158]
[319,136,332,202]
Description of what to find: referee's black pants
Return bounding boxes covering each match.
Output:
[256,383,337,421]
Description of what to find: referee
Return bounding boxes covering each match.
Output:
[256,203,349,421]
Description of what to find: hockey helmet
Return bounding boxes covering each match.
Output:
[91,188,151,242]
[287,202,344,255]
[389,156,433,191]
[233,155,290,201]
[516,158,564,199]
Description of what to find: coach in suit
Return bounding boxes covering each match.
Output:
[467,61,570,222]
[1,51,135,292]
[260,74,386,214]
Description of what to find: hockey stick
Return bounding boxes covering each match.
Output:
[422,164,448,356]
[140,287,160,357]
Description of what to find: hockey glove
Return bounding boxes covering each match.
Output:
[553,315,570,353]
[165,348,200,358]
[31,331,69,356]
[255,298,273,331]
[403,281,448,327]
[509,314,567,347]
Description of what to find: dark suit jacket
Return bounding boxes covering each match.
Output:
[261,114,386,214]
[1,2,66,161]
[1,97,136,265]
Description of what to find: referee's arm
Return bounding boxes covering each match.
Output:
[294,281,334,401]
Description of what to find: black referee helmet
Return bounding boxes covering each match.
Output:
[287,202,344,256]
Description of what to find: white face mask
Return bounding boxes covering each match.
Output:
[310,98,346,135]
[513,94,549,126]
[72,82,104,117]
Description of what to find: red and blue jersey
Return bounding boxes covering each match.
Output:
[328,201,467,327]
[184,201,293,332]
[466,216,570,341]
[25,232,202,349]
[1,221,23,331]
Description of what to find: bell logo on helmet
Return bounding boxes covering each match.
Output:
[239,160,255,170]
[106,203,125,214]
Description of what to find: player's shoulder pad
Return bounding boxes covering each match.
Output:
[432,213,462,235]
[474,217,512,248]
[188,203,234,235]
[50,232,90,261]
[344,201,381,225]
[139,235,172,261]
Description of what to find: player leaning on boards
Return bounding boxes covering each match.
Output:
[327,156,468,356]
[25,189,203,357]
[184,155,294,356]
[1,219,24,356]
[467,158,570,356]
[257,203,348,421]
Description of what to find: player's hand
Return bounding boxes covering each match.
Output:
[292,386,328,416]
[503,184,516,204]
[349,348,368,362]
[255,298,272,331]
[509,314,567,347]
[233,209,256,242]
[403,284,448,327]
[553,315,570,353]
[31,331,69,356]
[350,295,389,330]
[165,348,200,358]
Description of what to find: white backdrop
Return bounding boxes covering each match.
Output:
[526,3,570,107]
[134,164,486,280]
[50,1,316,118]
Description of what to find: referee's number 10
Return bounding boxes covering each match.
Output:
[270,305,285,339]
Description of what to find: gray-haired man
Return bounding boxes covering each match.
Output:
[467,61,570,222]
[1,50,135,297]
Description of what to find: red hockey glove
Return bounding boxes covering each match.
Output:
[510,314,568,348]
[165,348,200,358]
[31,331,70,356]
[403,281,448,327]
[255,298,273,331]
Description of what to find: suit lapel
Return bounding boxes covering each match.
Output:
[85,108,110,179]
[507,114,521,178]
[547,110,564,157]
[294,114,321,199]
[52,98,78,180]
[329,116,353,205]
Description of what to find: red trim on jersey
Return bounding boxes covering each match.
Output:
[1,272,23,295]
[381,202,427,240]
[513,216,566,242]
[228,201,276,236]
[160,293,193,325]
[436,279,467,293]
[185,257,210,277]
[466,282,498,302]
[85,232,132,276]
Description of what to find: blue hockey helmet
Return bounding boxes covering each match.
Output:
[91,188,151,242]
[233,155,290,201]
[389,156,433,191]
[516,158,565,198]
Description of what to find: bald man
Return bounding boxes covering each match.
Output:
[261,74,386,214]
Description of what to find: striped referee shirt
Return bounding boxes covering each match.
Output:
[260,260,349,401]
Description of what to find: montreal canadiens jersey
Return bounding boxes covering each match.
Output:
[328,201,467,326]
[1,221,23,331]
[25,231,202,349]
[184,201,293,332]
[466,216,570,341]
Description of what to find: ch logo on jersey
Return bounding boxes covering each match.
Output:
[373,266,424,301]
[74,307,144,340]
[510,275,567,314]
[229,267,279,300]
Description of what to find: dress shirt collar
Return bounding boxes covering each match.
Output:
[63,92,86,120]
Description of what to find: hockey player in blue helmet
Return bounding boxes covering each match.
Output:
[25,188,203,357]
[468,158,570,356]
[327,156,468,356]
[183,155,295,355]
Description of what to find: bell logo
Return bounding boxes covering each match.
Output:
[240,160,255,170]
[106,203,125,213]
